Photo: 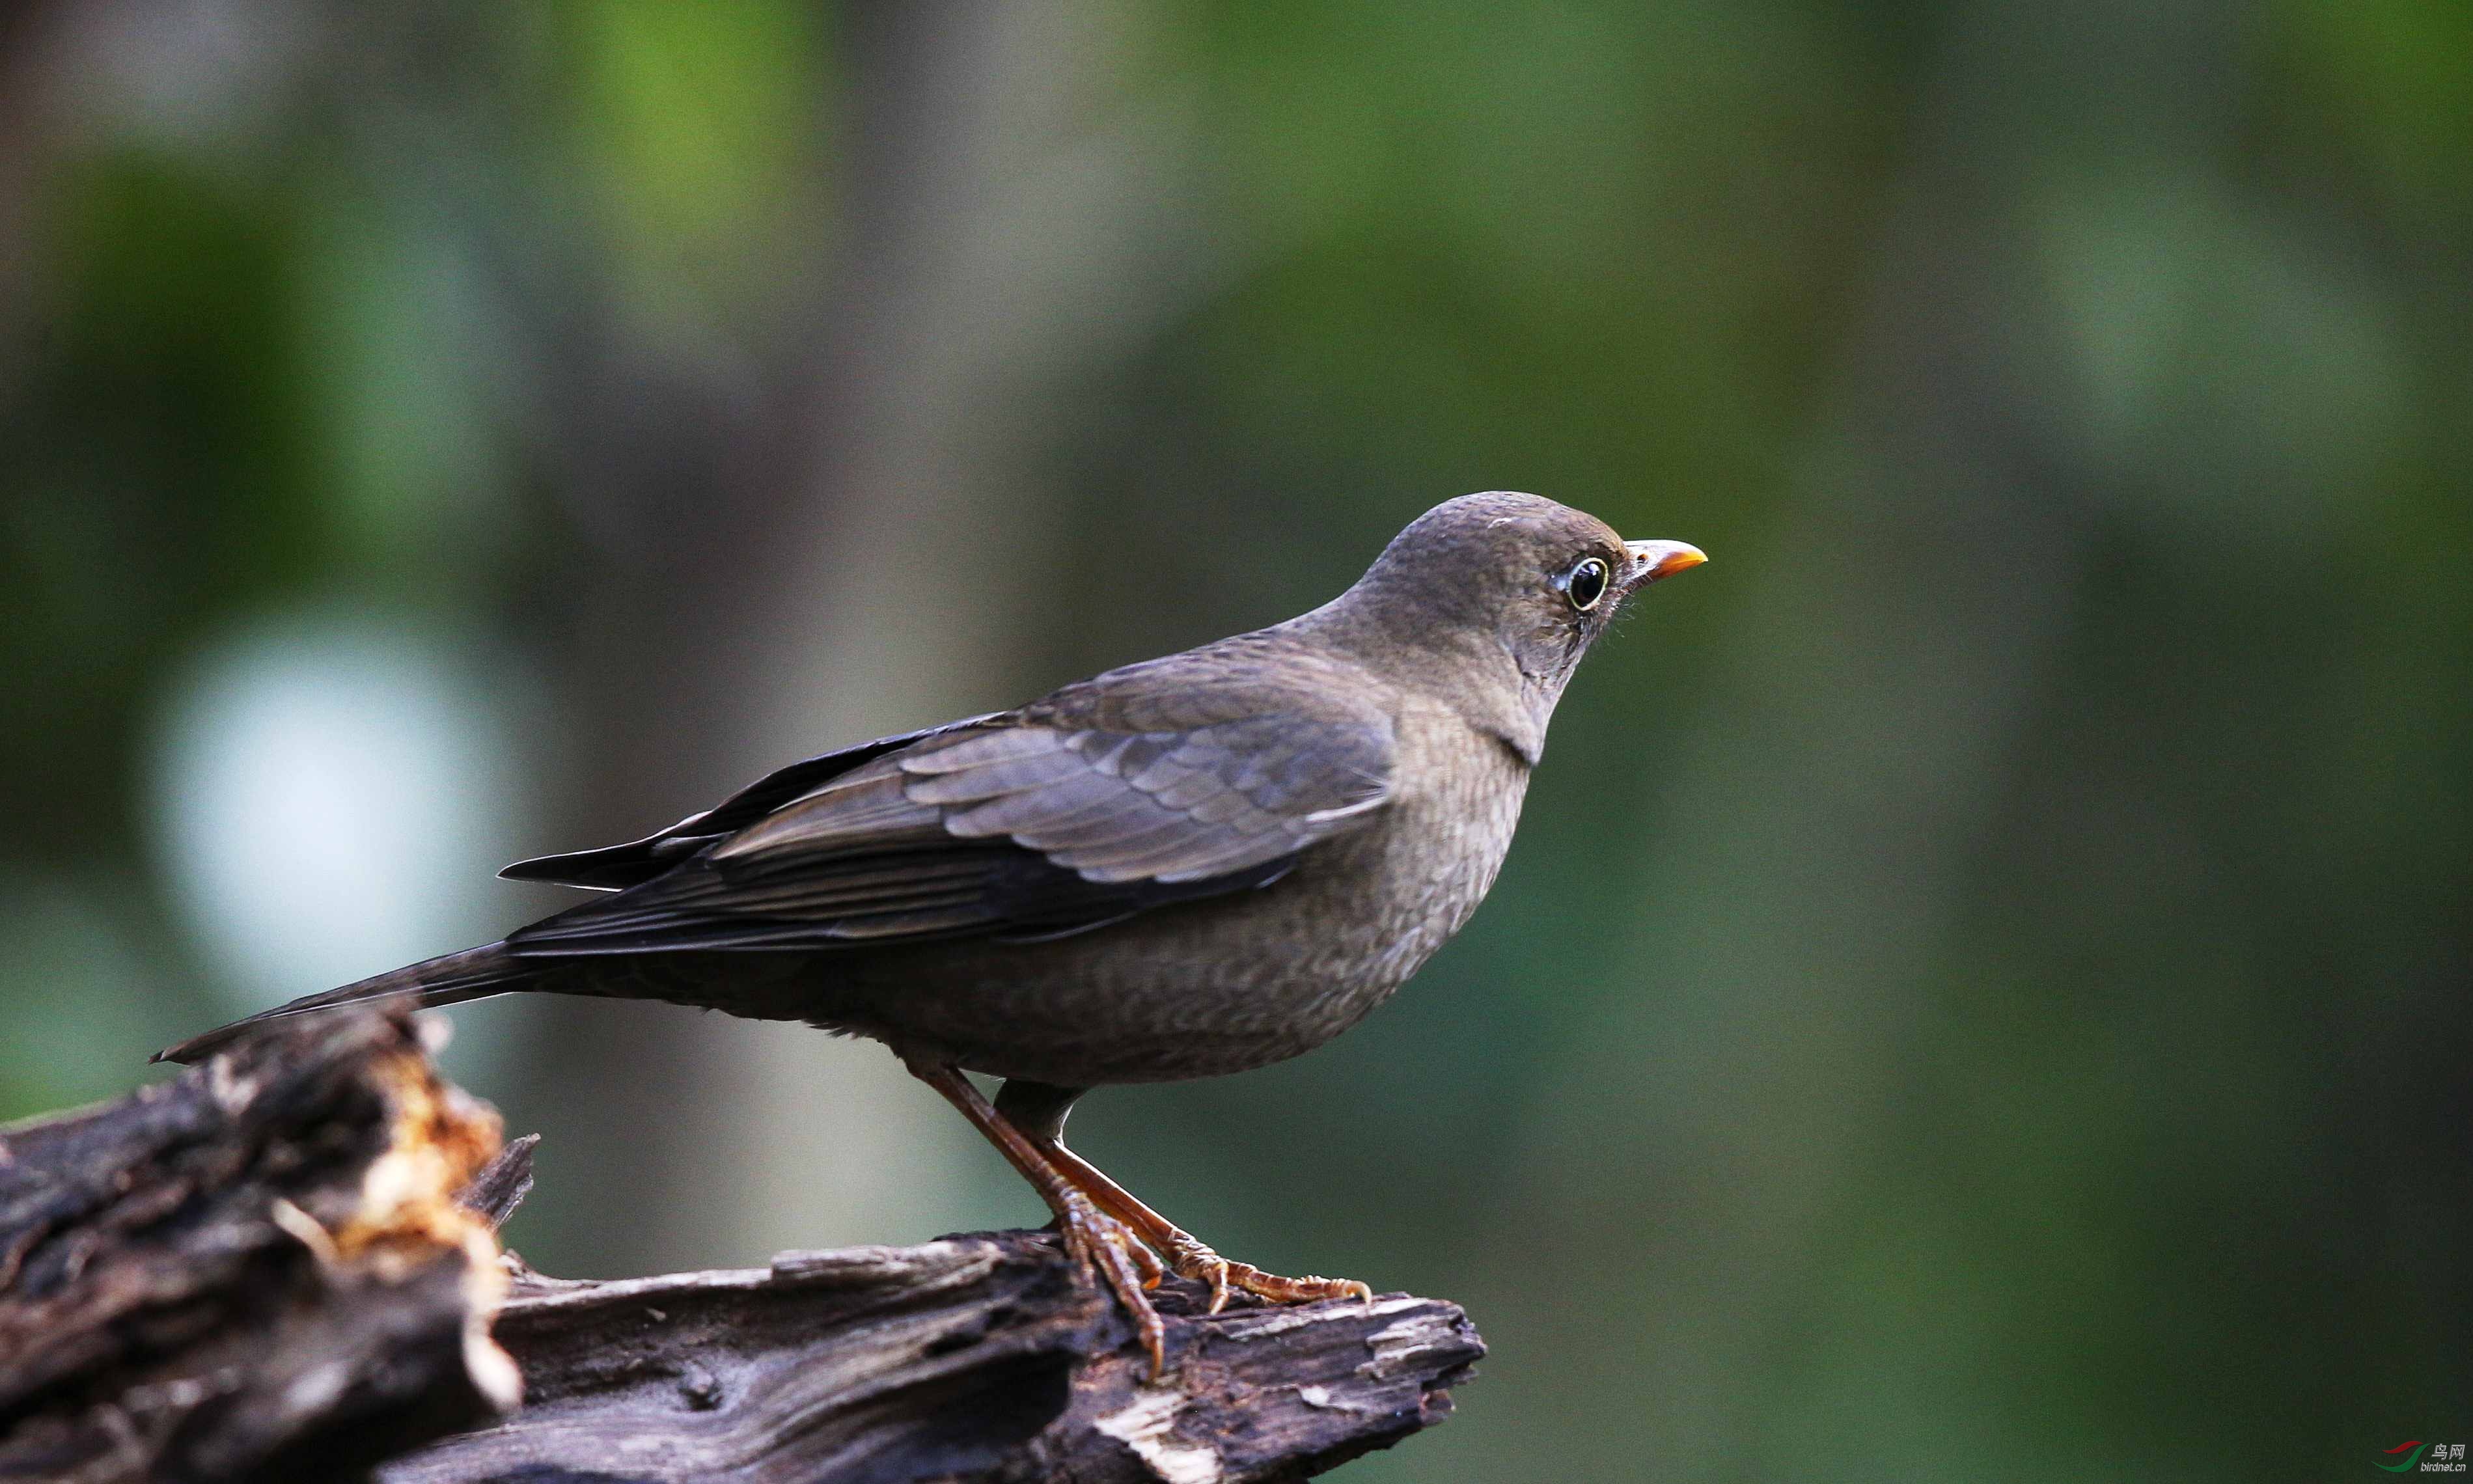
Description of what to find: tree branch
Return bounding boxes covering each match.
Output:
[0,1008,516,1484]
[2,1015,1484,1483]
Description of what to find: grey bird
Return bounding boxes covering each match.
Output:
[160,491,1706,1367]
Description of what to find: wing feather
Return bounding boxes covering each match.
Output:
[506,642,1397,959]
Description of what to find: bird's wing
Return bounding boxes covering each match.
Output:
[505,651,1396,957]
[497,714,1000,890]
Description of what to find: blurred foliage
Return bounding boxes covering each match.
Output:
[1,1,2465,1480]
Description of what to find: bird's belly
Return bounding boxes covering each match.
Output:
[833,747,1525,1086]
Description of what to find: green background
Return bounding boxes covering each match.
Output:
[2,1,2466,1479]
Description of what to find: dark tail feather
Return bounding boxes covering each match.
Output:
[154,942,531,1065]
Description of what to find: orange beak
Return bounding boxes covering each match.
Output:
[1623,538,1709,585]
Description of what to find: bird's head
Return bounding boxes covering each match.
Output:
[1321,491,1706,756]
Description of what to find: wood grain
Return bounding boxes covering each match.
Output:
[2,1016,1482,1483]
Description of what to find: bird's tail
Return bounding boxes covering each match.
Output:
[154,942,531,1065]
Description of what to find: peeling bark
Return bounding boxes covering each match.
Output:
[1,1020,1481,1483]
[395,1185,1482,1484]
[0,1008,516,1484]
[415,1138,1484,1483]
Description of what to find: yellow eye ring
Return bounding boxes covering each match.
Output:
[1564,556,1609,611]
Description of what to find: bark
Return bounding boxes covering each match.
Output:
[0,1008,516,1484]
[394,1134,1484,1484]
[1,1018,1482,1483]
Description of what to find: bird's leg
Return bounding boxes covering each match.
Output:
[992,1075,1370,1316]
[897,1055,1168,1373]
[1034,1136,1373,1315]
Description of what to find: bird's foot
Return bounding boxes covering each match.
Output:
[1157,1230,1373,1315]
[898,1056,1181,1375]
[1051,1188,1169,1373]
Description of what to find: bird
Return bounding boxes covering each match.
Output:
[158,491,1706,1371]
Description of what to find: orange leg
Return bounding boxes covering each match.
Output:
[1032,1135,1373,1315]
[898,1056,1169,1373]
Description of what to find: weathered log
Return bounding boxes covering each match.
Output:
[0,1008,517,1483]
[395,1135,1482,1483]
[3,1017,1483,1483]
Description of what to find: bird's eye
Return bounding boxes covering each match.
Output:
[1564,556,1609,612]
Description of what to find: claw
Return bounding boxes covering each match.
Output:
[1160,1233,1234,1313]
[1014,1126,1372,1335]
[1053,1188,1169,1377]
[1157,1236,1370,1312]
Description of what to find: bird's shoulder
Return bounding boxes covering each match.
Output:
[802,631,1402,886]
[1025,627,1405,734]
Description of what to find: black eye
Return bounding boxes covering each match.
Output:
[1564,556,1609,612]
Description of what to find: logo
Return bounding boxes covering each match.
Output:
[2384,1442,2468,1474]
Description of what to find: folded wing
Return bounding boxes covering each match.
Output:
[497,714,999,891]
[506,658,1396,958]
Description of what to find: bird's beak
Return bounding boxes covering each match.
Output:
[1623,539,1708,586]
